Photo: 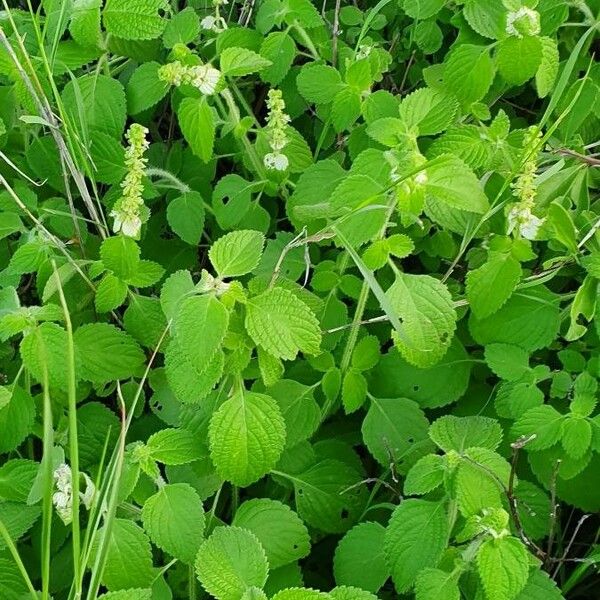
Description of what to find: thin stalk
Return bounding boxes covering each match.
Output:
[52,260,81,597]
[0,518,38,599]
[37,333,54,600]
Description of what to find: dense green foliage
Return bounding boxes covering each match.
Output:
[0,0,599,599]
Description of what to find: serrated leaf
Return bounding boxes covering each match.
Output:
[167,191,206,245]
[362,397,432,472]
[497,36,542,86]
[103,0,168,40]
[209,230,265,278]
[430,415,503,452]
[333,522,389,593]
[466,253,522,319]
[469,287,560,351]
[220,47,272,76]
[415,568,460,600]
[195,526,269,600]
[561,417,591,459]
[100,235,140,280]
[291,459,366,534]
[75,323,145,383]
[536,37,559,98]
[384,499,448,593]
[20,323,70,389]
[245,287,321,360]
[484,343,530,381]
[94,519,155,590]
[147,428,205,464]
[126,61,170,114]
[209,391,286,486]
[178,97,215,162]
[260,32,296,85]
[385,272,457,368]
[233,498,310,568]
[142,483,205,564]
[404,454,445,496]
[267,379,321,447]
[477,537,529,600]
[444,44,495,105]
[403,0,445,19]
[512,405,565,451]
[425,155,489,213]
[296,63,343,104]
[95,273,128,313]
[399,88,458,135]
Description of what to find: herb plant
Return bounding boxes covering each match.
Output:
[0,0,599,599]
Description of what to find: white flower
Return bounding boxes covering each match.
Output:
[506,7,541,38]
[111,210,142,238]
[415,170,428,185]
[190,64,221,95]
[52,463,96,525]
[508,204,544,240]
[201,15,217,29]
[264,152,289,171]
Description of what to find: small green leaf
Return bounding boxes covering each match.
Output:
[220,47,272,76]
[209,230,265,278]
[178,97,215,162]
[477,537,529,600]
[195,526,269,600]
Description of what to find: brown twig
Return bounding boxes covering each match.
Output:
[555,147,600,166]
[552,514,591,578]
[331,0,341,67]
[545,459,562,568]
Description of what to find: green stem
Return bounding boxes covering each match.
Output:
[0,518,38,599]
[293,22,320,60]
[53,261,82,597]
[340,281,370,373]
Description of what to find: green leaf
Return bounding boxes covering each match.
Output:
[333,522,389,593]
[267,379,321,447]
[100,235,140,280]
[404,454,446,495]
[178,97,215,162]
[429,415,503,452]
[415,568,460,600]
[0,459,38,502]
[0,502,41,550]
[195,526,269,600]
[0,212,22,240]
[385,272,457,367]
[245,287,321,360]
[463,0,507,39]
[103,0,169,40]
[20,323,70,389]
[260,32,296,85]
[484,343,530,381]
[290,459,366,534]
[514,570,565,600]
[167,191,206,245]
[332,87,362,133]
[444,44,495,105]
[466,253,522,319]
[95,519,155,590]
[220,47,272,76]
[384,499,448,593]
[497,35,542,87]
[477,537,529,600]
[209,230,265,278]
[209,390,286,486]
[233,498,310,568]
[95,273,128,313]
[561,417,591,459]
[403,0,445,19]
[162,6,200,48]
[425,155,489,213]
[75,323,145,383]
[172,294,229,367]
[536,37,559,98]
[512,405,565,451]
[469,287,560,351]
[146,427,205,464]
[297,64,343,104]
[399,88,458,135]
[342,369,367,414]
[0,558,29,600]
[99,590,152,600]
[142,483,205,564]
[62,73,126,138]
[126,61,170,114]
[362,397,432,472]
